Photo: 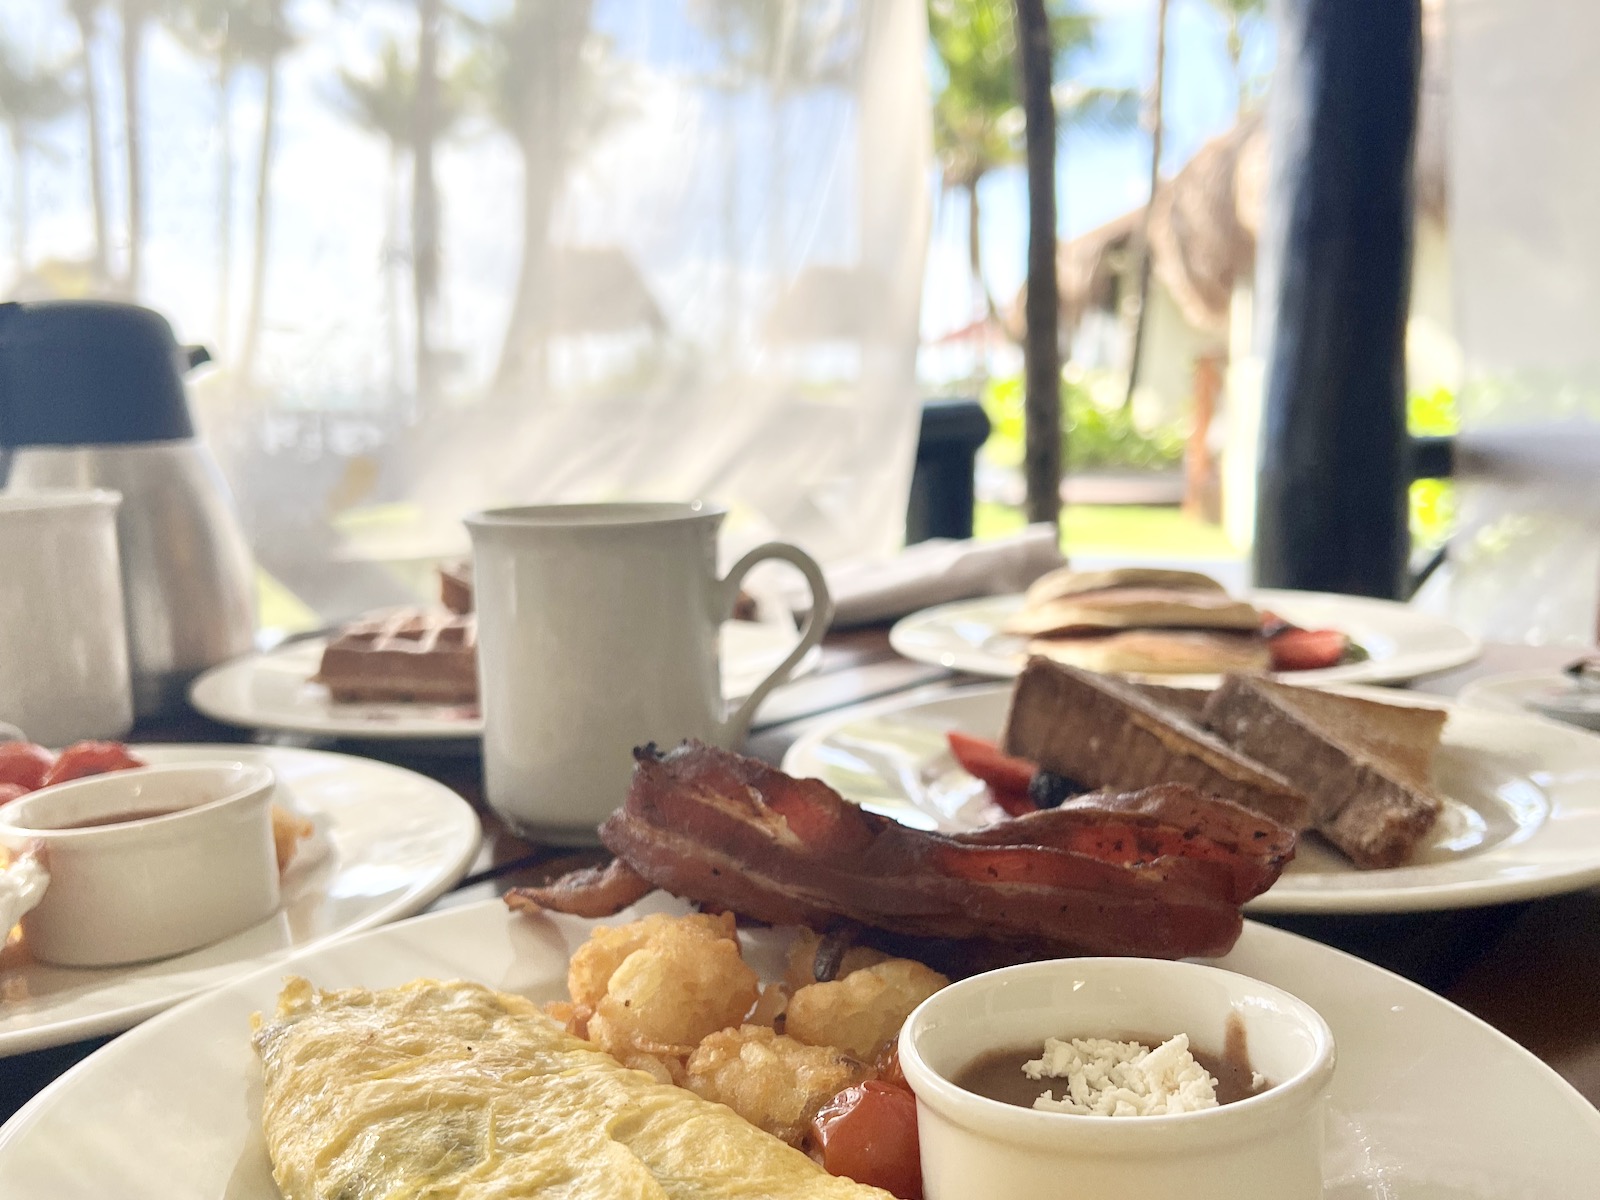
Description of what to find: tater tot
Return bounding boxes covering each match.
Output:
[685,1024,874,1145]
[781,929,891,993]
[592,932,760,1055]
[567,910,740,1010]
[785,958,949,1061]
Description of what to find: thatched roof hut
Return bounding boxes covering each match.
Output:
[1048,0,1448,342]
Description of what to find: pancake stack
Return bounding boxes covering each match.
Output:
[1005,567,1271,675]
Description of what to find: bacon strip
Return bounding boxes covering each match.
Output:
[510,742,1296,961]
[506,857,652,919]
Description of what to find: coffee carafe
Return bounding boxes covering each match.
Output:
[0,300,255,716]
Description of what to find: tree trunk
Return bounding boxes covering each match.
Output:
[1253,0,1420,598]
[492,0,594,394]
[965,178,997,320]
[121,1,146,296]
[1121,0,1168,412]
[237,55,279,391]
[216,61,234,352]
[412,0,442,412]
[1014,0,1061,529]
[73,7,110,285]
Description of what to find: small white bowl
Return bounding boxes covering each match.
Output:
[899,958,1336,1200]
[0,762,279,966]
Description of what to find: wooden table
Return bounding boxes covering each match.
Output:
[4,633,1599,1122]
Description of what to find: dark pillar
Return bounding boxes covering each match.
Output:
[1252,0,1421,598]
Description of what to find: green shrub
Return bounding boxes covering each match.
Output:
[980,373,1185,473]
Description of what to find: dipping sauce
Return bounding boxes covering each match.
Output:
[954,1017,1269,1115]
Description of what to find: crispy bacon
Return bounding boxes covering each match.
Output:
[509,742,1296,962]
[505,857,652,919]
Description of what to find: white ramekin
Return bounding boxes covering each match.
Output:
[899,957,1336,1200]
[0,762,279,966]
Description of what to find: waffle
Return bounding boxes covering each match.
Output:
[439,559,473,615]
[315,609,478,704]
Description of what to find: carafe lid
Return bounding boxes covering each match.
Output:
[0,301,204,447]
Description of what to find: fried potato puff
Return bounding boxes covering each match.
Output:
[785,959,949,1061]
[685,1024,874,1145]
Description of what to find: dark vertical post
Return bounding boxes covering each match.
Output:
[1253,0,1421,598]
[1015,0,1062,529]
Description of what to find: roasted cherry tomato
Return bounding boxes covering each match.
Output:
[946,731,1037,816]
[811,1080,922,1200]
[40,742,144,788]
[0,743,55,792]
[1267,627,1350,672]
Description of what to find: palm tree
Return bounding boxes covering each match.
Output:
[0,38,74,275]
[1121,0,1168,412]
[232,0,295,391]
[332,36,465,406]
[1206,0,1265,117]
[67,0,112,286]
[162,0,250,350]
[929,0,1130,323]
[466,0,607,392]
[119,0,154,295]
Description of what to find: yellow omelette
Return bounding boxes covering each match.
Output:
[253,977,896,1200]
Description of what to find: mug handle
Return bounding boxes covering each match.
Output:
[716,542,833,745]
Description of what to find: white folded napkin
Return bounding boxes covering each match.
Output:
[793,525,1065,629]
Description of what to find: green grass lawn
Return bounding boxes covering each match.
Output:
[976,501,1241,559]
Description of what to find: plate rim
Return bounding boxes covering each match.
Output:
[189,632,825,741]
[3,896,1596,1193]
[780,680,1600,915]
[0,743,482,1056]
[887,588,1483,687]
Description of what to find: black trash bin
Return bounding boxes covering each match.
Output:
[906,397,991,544]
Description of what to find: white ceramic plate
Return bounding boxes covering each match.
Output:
[0,744,480,1056]
[189,620,821,741]
[1457,669,1600,733]
[782,682,1600,914]
[1,895,1595,1197]
[888,588,1482,686]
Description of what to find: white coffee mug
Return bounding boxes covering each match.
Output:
[466,502,831,842]
[0,490,133,745]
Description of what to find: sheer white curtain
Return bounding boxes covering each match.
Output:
[3,0,930,621]
[1447,0,1600,642]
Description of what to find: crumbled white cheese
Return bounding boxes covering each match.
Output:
[1024,1034,1218,1116]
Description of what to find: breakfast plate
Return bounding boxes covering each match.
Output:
[1456,668,1600,733]
[0,744,480,1056]
[888,588,1482,686]
[782,682,1600,914]
[189,619,822,741]
[0,894,1596,1196]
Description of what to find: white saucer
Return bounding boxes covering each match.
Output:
[889,588,1482,686]
[782,682,1600,913]
[1,895,1595,1196]
[189,621,821,741]
[1456,668,1600,733]
[0,744,480,1056]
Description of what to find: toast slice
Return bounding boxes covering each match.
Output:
[1201,676,1445,869]
[1002,658,1313,830]
[1024,566,1228,607]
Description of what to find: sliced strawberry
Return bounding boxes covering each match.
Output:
[0,743,55,792]
[1269,627,1350,671]
[946,731,1038,815]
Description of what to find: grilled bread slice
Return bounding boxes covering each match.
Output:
[1201,676,1446,869]
[1002,658,1313,830]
